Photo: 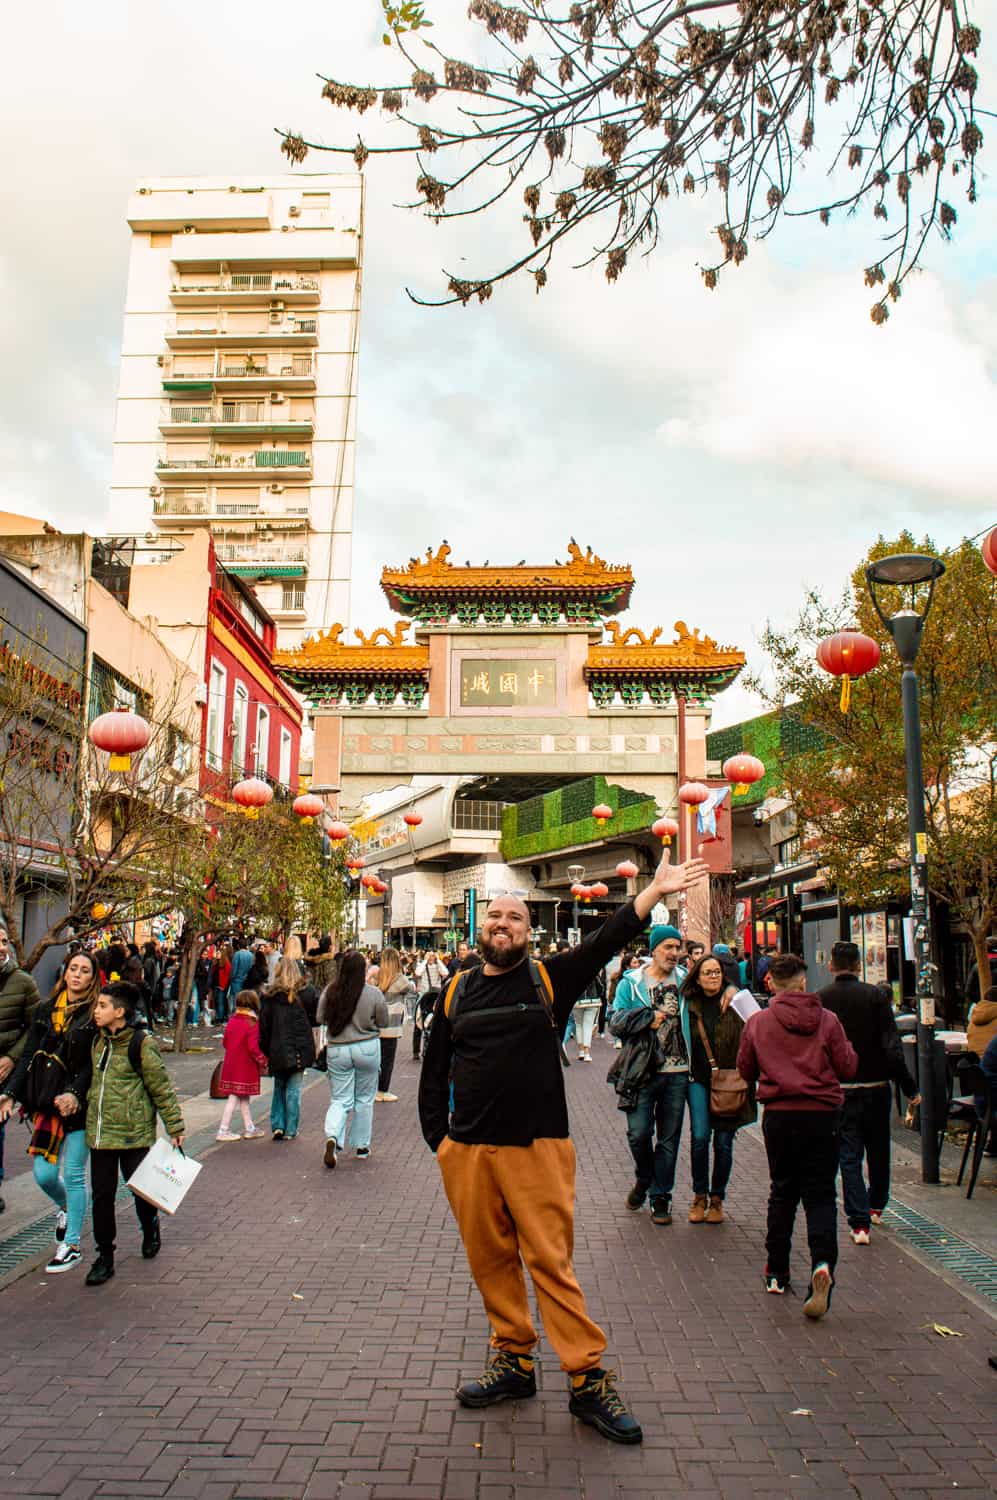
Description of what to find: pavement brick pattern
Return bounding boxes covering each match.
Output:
[0,1045,994,1499]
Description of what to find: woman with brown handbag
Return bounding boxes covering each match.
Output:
[683,954,757,1225]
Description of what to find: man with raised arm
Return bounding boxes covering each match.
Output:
[419,852,709,1445]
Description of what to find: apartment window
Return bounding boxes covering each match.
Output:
[167,725,192,777]
[301,192,330,210]
[777,835,802,866]
[281,584,305,612]
[452,799,505,833]
[279,727,292,788]
[206,660,226,770]
[231,682,249,770]
[255,706,270,776]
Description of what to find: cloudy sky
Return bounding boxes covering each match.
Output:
[3,1,994,728]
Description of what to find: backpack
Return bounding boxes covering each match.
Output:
[127,1026,150,1080]
[443,959,555,1030]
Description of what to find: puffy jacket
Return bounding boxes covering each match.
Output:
[737,990,857,1112]
[5,998,96,1132]
[967,996,997,1060]
[258,990,316,1074]
[86,1026,185,1149]
[0,958,41,1062]
[606,1006,658,1111]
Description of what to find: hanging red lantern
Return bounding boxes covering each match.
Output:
[326,819,350,842]
[570,882,584,898]
[651,816,680,847]
[590,881,609,899]
[816,629,881,712]
[293,793,324,825]
[88,706,151,772]
[678,781,710,808]
[346,856,364,874]
[232,777,274,817]
[403,810,423,829]
[723,753,766,796]
[615,860,639,879]
[371,879,388,896]
[982,526,997,577]
[591,803,613,826]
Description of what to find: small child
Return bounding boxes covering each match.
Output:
[216,989,267,1142]
[84,981,186,1287]
[736,953,857,1319]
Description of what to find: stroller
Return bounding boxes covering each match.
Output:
[413,986,441,1059]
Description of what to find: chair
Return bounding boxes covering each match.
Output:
[950,1059,994,1200]
[902,1035,953,1157]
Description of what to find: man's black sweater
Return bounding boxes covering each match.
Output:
[816,973,917,1095]
[418,900,647,1150]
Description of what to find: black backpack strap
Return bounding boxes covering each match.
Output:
[127,1027,148,1078]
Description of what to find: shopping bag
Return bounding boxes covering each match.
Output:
[209,1060,226,1100]
[127,1139,202,1216]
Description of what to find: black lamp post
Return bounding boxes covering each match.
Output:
[865,552,946,1184]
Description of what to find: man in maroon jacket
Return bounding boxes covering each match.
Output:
[737,953,858,1318]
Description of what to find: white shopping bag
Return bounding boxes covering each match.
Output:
[127,1139,202,1216]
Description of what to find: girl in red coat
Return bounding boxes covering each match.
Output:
[216,990,267,1142]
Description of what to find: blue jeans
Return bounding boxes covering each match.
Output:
[625,1071,688,1201]
[270,1071,304,1137]
[32,1127,89,1246]
[687,1081,736,1199]
[324,1039,380,1150]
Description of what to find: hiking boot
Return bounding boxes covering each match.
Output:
[323,1138,338,1170]
[456,1350,537,1408]
[803,1263,833,1320]
[650,1196,672,1225]
[688,1194,708,1223]
[85,1255,115,1287]
[705,1196,725,1225]
[141,1218,161,1259]
[625,1185,647,1212]
[568,1368,643,1445]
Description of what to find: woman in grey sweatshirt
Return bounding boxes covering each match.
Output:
[317,952,388,1168]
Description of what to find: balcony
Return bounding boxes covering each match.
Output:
[159,400,314,438]
[166,314,318,348]
[169,273,320,307]
[156,446,312,479]
[166,352,317,391]
[215,538,309,577]
[152,486,312,521]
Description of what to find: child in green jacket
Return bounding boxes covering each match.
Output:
[83,981,185,1287]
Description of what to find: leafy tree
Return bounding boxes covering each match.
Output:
[756,532,997,1009]
[281,1,984,319]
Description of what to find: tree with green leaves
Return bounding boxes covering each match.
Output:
[282,1,984,320]
[757,531,997,1010]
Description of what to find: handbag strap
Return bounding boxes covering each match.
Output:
[695,1013,720,1071]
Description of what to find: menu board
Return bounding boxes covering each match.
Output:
[849,911,888,986]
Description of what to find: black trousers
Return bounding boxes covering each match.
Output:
[762,1109,840,1282]
[91,1146,158,1257]
[378,1036,398,1093]
[839,1086,893,1228]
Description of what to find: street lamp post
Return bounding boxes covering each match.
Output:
[865,552,946,1185]
[567,864,585,946]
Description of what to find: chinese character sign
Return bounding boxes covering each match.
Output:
[459,660,557,708]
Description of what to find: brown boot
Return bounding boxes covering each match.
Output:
[688,1194,708,1224]
[705,1196,725,1224]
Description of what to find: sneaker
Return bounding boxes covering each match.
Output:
[374,1092,386,1102]
[851,1227,871,1246]
[457,1350,537,1408]
[323,1138,338,1170]
[272,1129,285,1141]
[568,1368,643,1445]
[625,1185,647,1212]
[764,1267,789,1295]
[55,1210,67,1243]
[46,1244,82,1274]
[650,1197,672,1225]
[380,1092,398,1103]
[216,1130,241,1142]
[705,1196,725,1225]
[242,1126,265,1139]
[869,1210,883,1227]
[688,1194,708,1224]
[85,1255,115,1287]
[803,1263,833,1320]
[355,1147,370,1160]
[142,1218,161,1260]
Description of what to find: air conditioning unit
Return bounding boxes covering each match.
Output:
[288,205,301,218]
[193,682,208,706]
[270,300,285,312]
[149,485,162,497]
[270,392,285,403]
[269,484,285,494]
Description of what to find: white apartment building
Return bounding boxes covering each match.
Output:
[110,175,363,645]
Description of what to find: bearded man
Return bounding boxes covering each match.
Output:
[418,852,708,1444]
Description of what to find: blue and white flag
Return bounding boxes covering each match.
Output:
[697,785,729,842]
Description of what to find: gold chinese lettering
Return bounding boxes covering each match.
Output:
[498,672,519,695]
[527,669,545,696]
[468,670,491,695]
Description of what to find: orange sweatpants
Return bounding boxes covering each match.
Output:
[437,1135,607,1374]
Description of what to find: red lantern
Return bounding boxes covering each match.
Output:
[347,856,364,873]
[651,816,680,847]
[403,810,423,829]
[371,878,388,896]
[232,777,274,817]
[816,629,881,712]
[723,753,765,796]
[326,819,350,842]
[590,881,609,899]
[616,860,639,879]
[579,886,593,903]
[570,882,584,898]
[591,803,613,826]
[293,793,325,825]
[88,706,151,772]
[982,526,997,577]
[678,781,710,807]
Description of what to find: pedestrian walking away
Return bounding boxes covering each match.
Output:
[318,951,388,1167]
[683,952,757,1225]
[216,989,268,1141]
[0,949,100,1272]
[817,940,919,1242]
[419,850,709,1444]
[609,923,689,1226]
[737,954,858,1318]
[258,958,315,1141]
[84,981,186,1287]
[571,968,603,1062]
[372,946,415,1101]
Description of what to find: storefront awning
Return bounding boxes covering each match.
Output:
[736,861,818,898]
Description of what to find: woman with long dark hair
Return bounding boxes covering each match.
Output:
[258,956,315,1141]
[317,950,387,1169]
[0,949,101,1273]
[682,952,756,1225]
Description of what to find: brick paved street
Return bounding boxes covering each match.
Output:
[0,1039,995,1500]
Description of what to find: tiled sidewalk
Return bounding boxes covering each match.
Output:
[0,1044,995,1499]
